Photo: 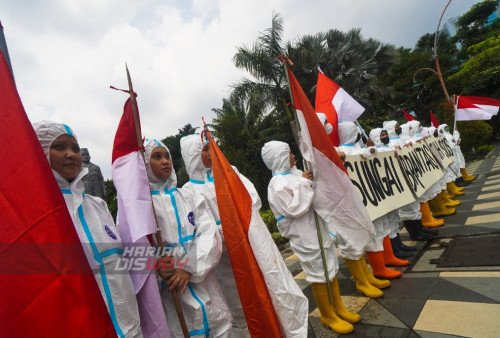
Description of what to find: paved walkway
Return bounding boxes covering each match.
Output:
[281,145,500,337]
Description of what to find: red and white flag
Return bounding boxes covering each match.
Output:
[112,95,170,338]
[315,70,365,146]
[289,67,375,256]
[0,29,115,337]
[207,128,308,337]
[455,95,500,121]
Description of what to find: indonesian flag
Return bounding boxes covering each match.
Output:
[0,35,115,337]
[112,95,170,338]
[455,95,500,121]
[315,70,365,146]
[403,109,416,121]
[207,129,308,337]
[430,111,440,128]
[288,67,376,253]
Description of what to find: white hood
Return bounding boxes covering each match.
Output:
[180,134,207,182]
[261,141,290,175]
[144,138,177,190]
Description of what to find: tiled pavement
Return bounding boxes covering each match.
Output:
[281,145,500,337]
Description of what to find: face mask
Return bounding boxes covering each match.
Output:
[395,127,402,135]
[433,129,439,137]
[355,133,361,143]
[324,123,333,135]
[381,137,390,145]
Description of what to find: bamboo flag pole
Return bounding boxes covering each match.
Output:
[280,57,334,305]
[125,65,189,338]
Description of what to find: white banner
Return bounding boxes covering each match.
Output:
[344,140,447,221]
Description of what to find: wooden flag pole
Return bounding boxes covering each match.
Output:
[281,57,334,305]
[125,65,189,338]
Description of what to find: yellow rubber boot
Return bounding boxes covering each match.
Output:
[447,182,465,196]
[420,202,444,227]
[429,192,456,217]
[360,255,390,289]
[344,258,384,298]
[461,168,476,181]
[331,277,361,324]
[442,191,460,207]
[311,282,355,334]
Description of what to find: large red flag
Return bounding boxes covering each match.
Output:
[430,111,440,128]
[112,94,170,338]
[315,70,365,146]
[289,67,375,254]
[207,131,284,338]
[455,95,500,121]
[0,37,115,336]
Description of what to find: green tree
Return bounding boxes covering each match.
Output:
[453,0,500,61]
[104,179,117,221]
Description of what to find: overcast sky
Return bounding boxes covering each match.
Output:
[1,0,480,179]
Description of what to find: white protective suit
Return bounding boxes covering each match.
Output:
[330,121,377,257]
[180,134,309,338]
[383,120,405,149]
[438,124,461,183]
[180,134,249,337]
[410,122,446,203]
[348,127,397,250]
[336,121,372,158]
[33,121,142,338]
[144,139,232,338]
[453,129,466,169]
[383,121,422,221]
[262,141,339,283]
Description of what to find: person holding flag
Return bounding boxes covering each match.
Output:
[180,134,250,337]
[180,133,309,337]
[32,120,143,338]
[143,138,233,338]
[262,140,360,335]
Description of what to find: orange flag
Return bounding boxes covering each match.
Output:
[206,130,282,337]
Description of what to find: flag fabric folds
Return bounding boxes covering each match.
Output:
[112,96,170,338]
[0,40,115,337]
[315,70,365,146]
[288,67,376,255]
[207,130,308,337]
[430,111,440,128]
[455,95,500,121]
[402,109,416,121]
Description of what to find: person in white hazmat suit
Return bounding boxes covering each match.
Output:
[180,134,249,337]
[439,124,466,196]
[369,128,417,261]
[404,121,447,229]
[314,117,392,295]
[453,128,476,182]
[427,126,461,213]
[336,122,408,280]
[180,134,309,337]
[143,138,232,338]
[382,121,437,242]
[262,140,359,335]
[426,124,465,217]
[33,121,142,338]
